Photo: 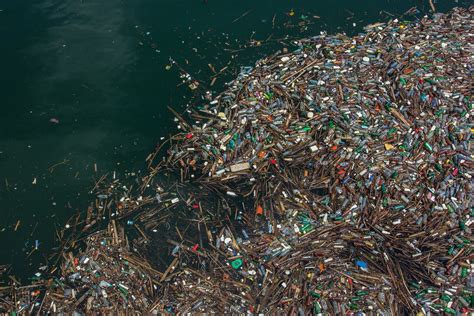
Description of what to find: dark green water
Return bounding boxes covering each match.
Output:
[0,0,467,280]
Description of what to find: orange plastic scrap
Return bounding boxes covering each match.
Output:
[375,103,381,112]
[258,151,266,159]
[318,262,325,272]
[256,205,264,215]
[31,290,41,297]
[262,115,273,122]
[403,67,414,74]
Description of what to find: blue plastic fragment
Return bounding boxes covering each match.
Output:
[356,260,368,269]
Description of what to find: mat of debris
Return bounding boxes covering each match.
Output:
[1,6,472,315]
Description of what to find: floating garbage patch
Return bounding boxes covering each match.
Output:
[1,6,473,314]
